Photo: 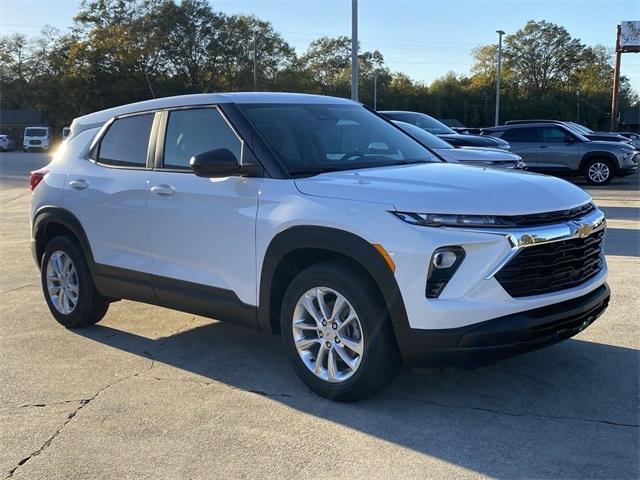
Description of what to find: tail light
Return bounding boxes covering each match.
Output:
[29,167,49,191]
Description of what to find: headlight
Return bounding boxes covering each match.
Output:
[392,211,516,228]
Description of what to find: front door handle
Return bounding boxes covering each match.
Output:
[69,179,89,190]
[539,145,548,149]
[150,184,175,196]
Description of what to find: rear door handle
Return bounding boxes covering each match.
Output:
[69,179,89,190]
[150,184,175,196]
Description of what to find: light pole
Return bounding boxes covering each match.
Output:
[252,35,258,91]
[576,90,580,123]
[494,30,505,126]
[351,0,358,101]
[373,72,378,110]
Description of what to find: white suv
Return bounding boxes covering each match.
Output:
[30,93,610,401]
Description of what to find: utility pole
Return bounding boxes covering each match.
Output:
[610,24,622,131]
[373,72,378,110]
[494,30,505,126]
[351,0,358,101]
[253,35,258,91]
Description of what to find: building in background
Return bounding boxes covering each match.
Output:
[0,110,44,144]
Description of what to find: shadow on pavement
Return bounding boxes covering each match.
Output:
[75,319,640,479]
[599,205,640,221]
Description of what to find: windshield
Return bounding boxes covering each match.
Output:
[25,128,47,137]
[385,112,455,135]
[393,121,453,149]
[241,104,441,175]
[567,122,593,134]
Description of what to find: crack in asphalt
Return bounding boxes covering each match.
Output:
[3,351,156,479]
[157,315,198,346]
[0,284,35,295]
[376,395,640,429]
[146,375,296,398]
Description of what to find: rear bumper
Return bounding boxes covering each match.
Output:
[394,283,610,367]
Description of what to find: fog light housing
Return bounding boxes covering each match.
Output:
[426,246,465,298]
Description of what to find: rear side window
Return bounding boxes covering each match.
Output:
[163,108,242,170]
[501,127,535,143]
[539,126,571,143]
[98,114,154,167]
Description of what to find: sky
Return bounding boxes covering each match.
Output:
[1,0,639,92]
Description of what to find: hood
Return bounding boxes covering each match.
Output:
[436,147,521,163]
[586,140,636,151]
[437,133,509,149]
[294,163,590,215]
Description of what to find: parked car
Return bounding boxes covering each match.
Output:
[380,110,511,150]
[0,134,16,151]
[23,126,50,152]
[617,132,640,149]
[393,121,525,169]
[504,120,633,146]
[482,122,638,185]
[30,93,610,401]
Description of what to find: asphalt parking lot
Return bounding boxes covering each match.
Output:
[1,151,638,479]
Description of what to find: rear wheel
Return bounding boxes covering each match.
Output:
[41,236,109,328]
[280,261,401,401]
[584,158,613,185]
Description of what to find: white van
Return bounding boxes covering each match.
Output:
[23,126,50,152]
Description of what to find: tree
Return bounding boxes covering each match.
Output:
[504,20,584,95]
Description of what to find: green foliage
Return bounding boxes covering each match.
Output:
[0,8,636,131]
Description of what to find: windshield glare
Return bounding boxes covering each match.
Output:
[389,112,455,135]
[25,128,47,137]
[241,104,440,174]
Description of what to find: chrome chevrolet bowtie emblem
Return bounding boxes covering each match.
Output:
[574,222,594,238]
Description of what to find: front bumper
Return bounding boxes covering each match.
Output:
[394,283,610,367]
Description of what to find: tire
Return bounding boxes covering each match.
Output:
[40,235,109,328]
[23,147,28,153]
[280,261,401,401]
[584,158,614,185]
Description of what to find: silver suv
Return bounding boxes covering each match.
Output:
[483,122,638,185]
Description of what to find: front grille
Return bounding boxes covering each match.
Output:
[507,203,595,227]
[29,140,41,145]
[495,229,605,297]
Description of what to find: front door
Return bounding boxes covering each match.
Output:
[145,107,260,325]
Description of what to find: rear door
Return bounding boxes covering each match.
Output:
[145,106,260,325]
[499,127,538,166]
[67,112,157,301]
[534,126,582,172]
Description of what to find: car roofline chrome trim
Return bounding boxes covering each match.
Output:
[443,208,606,280]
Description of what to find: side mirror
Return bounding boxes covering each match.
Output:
[190,148,262,178]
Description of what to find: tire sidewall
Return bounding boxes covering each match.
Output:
[280,263,398,400]
[41,236,96,328]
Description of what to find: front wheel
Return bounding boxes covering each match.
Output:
[280,261,401,401]
[584,158,613,185]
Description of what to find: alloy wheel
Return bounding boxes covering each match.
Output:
[46,250,79,314]
[588,162,610,184]
[292,287,364,383]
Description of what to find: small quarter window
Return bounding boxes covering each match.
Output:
[163,108,242,170]
[98,114,154,167]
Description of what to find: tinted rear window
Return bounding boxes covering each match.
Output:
[501,128,535,143]
[98,114,154,167]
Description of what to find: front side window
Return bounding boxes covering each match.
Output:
[501,127,535,143]
[98,114,154,167]
[163,108,242,169]
[241,104,440,175]
[539,127,571,143]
